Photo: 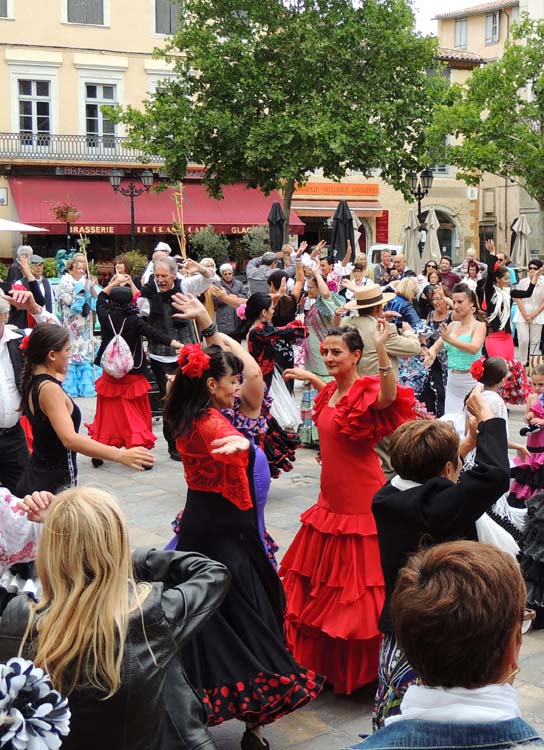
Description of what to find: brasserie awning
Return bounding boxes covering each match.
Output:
[8,177,305,235]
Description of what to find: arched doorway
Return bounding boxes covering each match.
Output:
[355,217,371,253]
[421,207,462,262]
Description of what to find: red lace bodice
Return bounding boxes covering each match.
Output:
[176,410,252,510]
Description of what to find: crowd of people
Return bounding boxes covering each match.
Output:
[0,236,544,750]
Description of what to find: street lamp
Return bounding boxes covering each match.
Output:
[408,168,434,223]
[108,169,154,249]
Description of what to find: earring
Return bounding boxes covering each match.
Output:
[503,667,520,684]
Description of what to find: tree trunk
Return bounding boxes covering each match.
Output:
[282,178,296,244]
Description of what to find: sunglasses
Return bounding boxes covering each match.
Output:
[353,264,365,271]
[426,264,437,269]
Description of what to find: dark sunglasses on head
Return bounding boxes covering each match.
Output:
[353,264,364,271]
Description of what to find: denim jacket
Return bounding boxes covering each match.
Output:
[346,718,544,750]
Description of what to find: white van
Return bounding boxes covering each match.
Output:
[368,244,403,265]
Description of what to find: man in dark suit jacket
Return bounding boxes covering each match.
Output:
[8,254,54,329]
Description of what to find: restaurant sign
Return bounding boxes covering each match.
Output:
[70,223,265,235]
[294,183,379,198]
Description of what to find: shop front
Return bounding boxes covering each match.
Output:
[5,177,305,260]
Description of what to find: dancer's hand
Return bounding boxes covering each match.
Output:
[465,384,493,423]
[516,444,531,462]
[17,491,55,523]
[211,436,249,455]
[171,292,207,320]
[374,318,392,347]
[283,367,314,382]
[485,239,496,256]
[120,447,155,470]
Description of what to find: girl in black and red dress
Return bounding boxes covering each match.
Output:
[163,344,323,750]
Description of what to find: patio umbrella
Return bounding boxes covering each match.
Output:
[267,201,285,253]
[331,200,355,262]
[421,208,441,265]
[0,218,48,232]
[511,215,531,269]
[401,208,421,273]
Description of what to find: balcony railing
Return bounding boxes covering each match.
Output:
[0,132,164,165]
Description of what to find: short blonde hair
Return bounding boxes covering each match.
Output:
[395,276,418,302]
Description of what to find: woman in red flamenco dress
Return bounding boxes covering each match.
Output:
[86,281,182,464]
[281,322,415,694]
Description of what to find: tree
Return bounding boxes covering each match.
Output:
[427,17,544,237]
[117,0,442,242]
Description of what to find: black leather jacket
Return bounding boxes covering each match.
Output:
[0,548,231,750]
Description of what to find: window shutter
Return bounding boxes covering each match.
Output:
[87,0,104,25]
[170,1,179,33]
[0,0,8,17]
[156,0,170,33]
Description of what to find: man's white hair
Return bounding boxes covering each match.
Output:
[16,245,33,259]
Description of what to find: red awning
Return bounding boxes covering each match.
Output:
[7,177,305,235]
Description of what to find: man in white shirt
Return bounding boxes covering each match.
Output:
[140,256,214,460]
[0,295,29,493]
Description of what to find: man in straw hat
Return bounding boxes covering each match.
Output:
[334,283,420,479]
[335,283,420,379]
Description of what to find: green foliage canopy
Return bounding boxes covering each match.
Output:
[117,0,442,230]
[427,17,544,209]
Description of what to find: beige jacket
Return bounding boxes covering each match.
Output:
[341,313,420,378]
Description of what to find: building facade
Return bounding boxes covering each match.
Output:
[435,0,543,258]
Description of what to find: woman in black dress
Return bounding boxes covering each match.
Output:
[16,324,153,496]
[163,344,323,750]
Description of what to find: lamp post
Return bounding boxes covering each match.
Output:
[108,169,154,249]
[409,168,434,223]
[408,168,434,253]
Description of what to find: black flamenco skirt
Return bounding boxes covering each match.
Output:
[520,491,544,627]
[176,488,324,726]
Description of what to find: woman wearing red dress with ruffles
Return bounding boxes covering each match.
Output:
[281,322,415,694]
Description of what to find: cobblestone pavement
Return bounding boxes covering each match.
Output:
[75,397,544,750]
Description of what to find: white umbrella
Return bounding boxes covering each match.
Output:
[0,218,48,233]
[511,215,531,269]
[422,208,441,265]
[401,208,421,272]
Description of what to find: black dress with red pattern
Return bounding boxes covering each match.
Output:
[248,320,306,387]
[175,409,324,726]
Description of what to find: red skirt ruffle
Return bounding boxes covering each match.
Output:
[86,372,157,449]
[279,503,384,694]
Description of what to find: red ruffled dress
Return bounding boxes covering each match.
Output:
[279,377,415,694]
[86,372,156,449]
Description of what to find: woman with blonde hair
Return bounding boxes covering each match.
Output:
[0,486,230,750]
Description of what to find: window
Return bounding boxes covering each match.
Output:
[0,0,7,17]
[85,83,116,148]
[18,79,51,147]
[454,18,467,50]
[485,11,499,45]
[155,0,179,34]
[67,0,103,25]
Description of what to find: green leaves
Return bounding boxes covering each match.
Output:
[118,0,443,221]
[428,15,544,207]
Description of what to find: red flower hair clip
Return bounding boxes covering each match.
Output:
[319,340,326,356]
[470,356,486,382]
[18,334,30,351]
[177,343,211,379]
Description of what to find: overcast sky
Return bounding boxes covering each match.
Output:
[413,0,472,35]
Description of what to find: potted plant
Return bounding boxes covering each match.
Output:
[51,202,80,224]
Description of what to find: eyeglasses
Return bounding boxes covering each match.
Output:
[522,608,536,635]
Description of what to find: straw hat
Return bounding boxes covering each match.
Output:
[344,282,395,310]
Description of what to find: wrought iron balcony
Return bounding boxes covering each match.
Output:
[0,132,164,165]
